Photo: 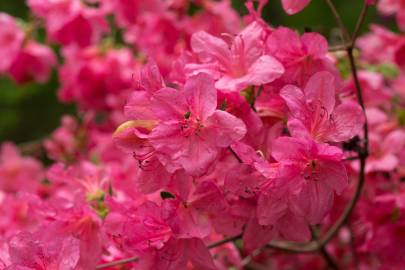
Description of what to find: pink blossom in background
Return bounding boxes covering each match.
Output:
[0,13,24,73]
[281,0,311,15]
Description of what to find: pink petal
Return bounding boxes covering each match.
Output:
[186,238,216,270]
[287,118,311,140]
[328,101,365,142]
[243,217,275,252]
[294,180,334,224]
[301,32,328,57]
[139,60,165,93]
[382,130,405,154]
[304,71,336,115]
[184,73,217,120]
[244,55,285,86]
[272,136,308,162]
[206,110,247,147]
[191,31,231,69]
[257,192,288,226]
[318,160,348,195]
[281,0,311,15]
[124,91,155,120]
[280,85,309,122]
[151,87,188,120]
[277,212,311,242]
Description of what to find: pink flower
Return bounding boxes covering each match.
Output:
[58,46,136,111]
[0,143,43,193]
[280,71,364,143]
[267,27,340,87]
[272,137,348,224]
[6,231,81,270]
[27,0,109,47]
[357,24,402,64]
[7,41,57,84]
[378,0,405,31]
[188,22,284,92]
[0,13,24,73]
[149,73,247,176]
[359,130,405,173]
[281,0,311,15]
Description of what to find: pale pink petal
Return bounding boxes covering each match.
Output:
[191,31,231,69]
[272,136,308,162]
[266,27,302,58]
[151,87,188,120]
[304,71,336,114]
[184,73,217,120]
[179,134,218,176]
[382,130,405,154]
[287,118,311,139]
[139,60,165,93]
[243,55,285,86]
[301,32,328,57]
[327,101,365,142]
[281,0,311,15]
[206,110,247,147]
[124,91,155,120]
[232,21,264,66]
[280,85,310,123]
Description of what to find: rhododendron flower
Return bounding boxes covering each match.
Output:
[281,0,311,15]
[7,41,57,84]
[272,137,348,224]
[377,0,405,31]
[27,0,109,47]
[280,71,364,142]
[267,27,340,87]
[149,73,247,176]
[0,143,43,193]
[0,13,24,73]
[58,46,137,111]
[358,130,405,173]
[188,22,284,92]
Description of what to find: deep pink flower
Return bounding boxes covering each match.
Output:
[280,71,364,143]
[27,0,109,47]
[188,22,284,92]
[0,13,24,73]
[272,137,348,224]
[149,73,247,176]
[58,46,137,111]
[267,27,340,87]
[0,143,43,193]
[7,41,57,84]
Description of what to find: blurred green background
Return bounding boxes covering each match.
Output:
[0,0,393,144]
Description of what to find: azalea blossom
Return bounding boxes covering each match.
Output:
[187,22,284,92]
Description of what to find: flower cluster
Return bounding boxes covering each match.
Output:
[0,0,405,269]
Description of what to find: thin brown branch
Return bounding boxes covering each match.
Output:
[207,234,242,249]
[351,1,369,47]
[324,0,351,43]
[96,256,139,269]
